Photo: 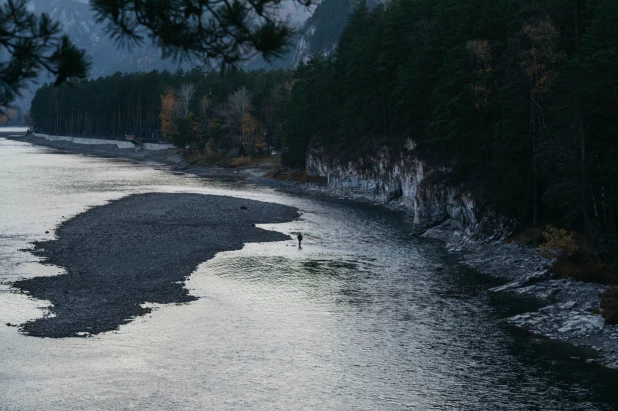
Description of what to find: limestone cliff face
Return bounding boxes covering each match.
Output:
[292,0,386,68]
[306,141,514,241]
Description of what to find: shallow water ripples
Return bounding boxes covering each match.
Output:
[183,228,616,409]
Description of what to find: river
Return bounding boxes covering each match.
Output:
[1,137,617,410]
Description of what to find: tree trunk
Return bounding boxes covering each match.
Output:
[576,103,595,252]
[530,88,538,226]
[607,68,618,115]
[574,0,578,51]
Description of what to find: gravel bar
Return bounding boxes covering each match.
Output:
[14,193,298,338]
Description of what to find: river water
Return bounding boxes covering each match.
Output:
[1,137,617,410]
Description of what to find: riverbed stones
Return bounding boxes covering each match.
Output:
[13,193,298,338]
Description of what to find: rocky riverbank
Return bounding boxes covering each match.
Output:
[14,193,299,338]
[293,156,618,368]
[8,134,618,367]
[271,172,618,367]
[421,220,618,368]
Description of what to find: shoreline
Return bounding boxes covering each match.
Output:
[7,133,189,166]
[422,221,617,368]
[6,134,618,367]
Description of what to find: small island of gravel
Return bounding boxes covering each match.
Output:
[14,193,299,338]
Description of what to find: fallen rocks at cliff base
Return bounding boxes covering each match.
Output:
[422,221,618,368]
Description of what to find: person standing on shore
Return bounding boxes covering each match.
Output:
[297,233,303,248]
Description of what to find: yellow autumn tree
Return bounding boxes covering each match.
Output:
[466,40,493,111]
[242,111,266,154]
[160,87,179,138]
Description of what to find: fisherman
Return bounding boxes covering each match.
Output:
[297,232,303,248]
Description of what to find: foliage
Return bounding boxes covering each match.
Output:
[0,0,90,108]
[600,287,618,324]
[283,56,337,166]
[90,0,312,67]
[540,223,618,284]
[229,156,251,167]
[514,226,546,246]
[550,255,616,284]
[177,84,196,119]
[160,87,179,137]
[540,225,579,259]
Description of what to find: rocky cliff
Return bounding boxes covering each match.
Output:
[306,141,514,241]
[292,0,386,68]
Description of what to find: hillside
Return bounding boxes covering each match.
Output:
[28,0,313,76]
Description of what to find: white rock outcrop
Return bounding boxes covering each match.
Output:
[306,141,514,240]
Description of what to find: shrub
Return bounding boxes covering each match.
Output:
[204,138,216,157]
[515,226,545,246]
[600,287,618,324]
[539,225,618,284]
[549,251,618,284]
[229,156,251,167]
[540,225,578,259]
[296,171,327,185]
[184,149,202,164]
[551,257,607,282]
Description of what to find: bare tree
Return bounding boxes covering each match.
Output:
[177,84,196,118]
[228,86,252,117]
[221,86,252,144]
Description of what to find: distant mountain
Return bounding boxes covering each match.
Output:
[26,0,194,77]
[26,0,315,76]
[15,0,313,110]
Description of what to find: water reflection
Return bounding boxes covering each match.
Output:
[0,138,617,410]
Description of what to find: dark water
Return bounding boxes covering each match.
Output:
[1,138,617,410]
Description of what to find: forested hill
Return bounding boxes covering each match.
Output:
[286,0,618,249]
[30,68,292,156]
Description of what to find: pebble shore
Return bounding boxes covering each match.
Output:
[14,193,298,338]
